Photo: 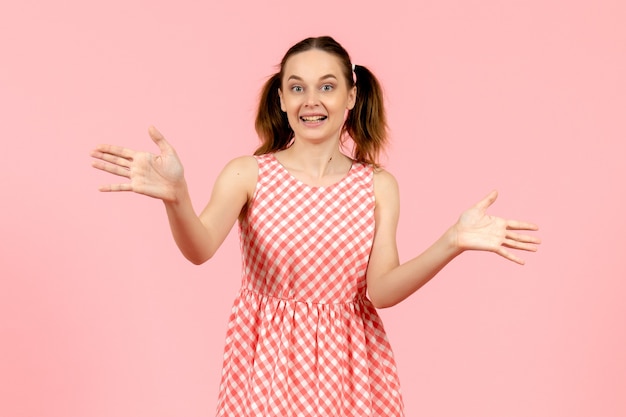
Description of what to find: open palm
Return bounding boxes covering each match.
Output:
[455,191,540,264]
[90,126,185,202]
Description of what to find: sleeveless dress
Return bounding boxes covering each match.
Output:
[216,153,404,416]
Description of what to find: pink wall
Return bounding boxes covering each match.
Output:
[1,0,624,416]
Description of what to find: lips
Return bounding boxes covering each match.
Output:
[300,115,327,122]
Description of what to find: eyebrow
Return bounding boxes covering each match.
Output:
[286,74,338,82]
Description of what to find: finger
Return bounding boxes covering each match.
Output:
[474,190,498,211]
[91,159,131,178]
[506,231,542,245]
[506,220,540,231]
[502,238,539,252]
[92,144,136,159]
[497,248,526,265]
[148,126,172,154]
[98,183,133,192]
[90,150,132,169]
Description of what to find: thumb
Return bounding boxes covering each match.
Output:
[148,125,173,154]
[474,189,498,211]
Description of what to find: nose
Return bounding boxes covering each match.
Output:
[304,89,320,106]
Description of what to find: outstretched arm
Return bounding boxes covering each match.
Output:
[91,127,256,264]
[366,171,540,308]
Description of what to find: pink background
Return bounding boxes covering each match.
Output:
[1,0,624,416]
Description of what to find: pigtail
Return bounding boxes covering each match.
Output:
[254,73,293,155]
[344,64,388,168]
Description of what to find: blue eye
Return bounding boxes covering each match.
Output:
[321,84,334,92]
[291,85,303,93]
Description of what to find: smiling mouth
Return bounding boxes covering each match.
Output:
[300,115,327,122]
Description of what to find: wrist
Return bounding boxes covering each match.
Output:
[444,224,465,257]
[164,179,190,205]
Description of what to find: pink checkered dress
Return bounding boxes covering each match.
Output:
[216,153,404,416]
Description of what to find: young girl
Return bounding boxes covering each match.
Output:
[91,36,540,417]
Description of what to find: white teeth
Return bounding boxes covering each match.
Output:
[301,116,326,122]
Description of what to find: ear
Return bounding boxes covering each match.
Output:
[347,86,357,110]
[278,88,286,112]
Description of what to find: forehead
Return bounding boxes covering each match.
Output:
[282,49,345,81]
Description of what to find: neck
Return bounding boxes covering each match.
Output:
[280,140,348,179]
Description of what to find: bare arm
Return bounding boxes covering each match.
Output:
[163,156,256,264]
[366,171,541,308]
[91,126,256,265]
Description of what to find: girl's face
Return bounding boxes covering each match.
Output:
[279,49,356,145]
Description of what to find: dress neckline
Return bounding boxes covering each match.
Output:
[270,153,355,190]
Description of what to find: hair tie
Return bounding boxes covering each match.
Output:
[352,63,356,71]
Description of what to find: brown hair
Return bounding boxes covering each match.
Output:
[254,36,388,167]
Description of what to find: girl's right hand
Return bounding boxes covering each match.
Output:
[91,126,186,202]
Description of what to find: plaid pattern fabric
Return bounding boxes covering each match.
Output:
[216,154,404,416]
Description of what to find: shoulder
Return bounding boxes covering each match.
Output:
[373,168,399,197]
[218,155,260,181]
[215,155,258,198]
[373,168,398,188]
[372,168,400,213]
[223,155,259,172]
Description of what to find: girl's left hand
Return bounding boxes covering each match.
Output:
[453,190,541,265]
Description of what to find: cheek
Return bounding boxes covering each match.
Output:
[284,106,300,125]
[284,102,298,117]
[281,96,296,112]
